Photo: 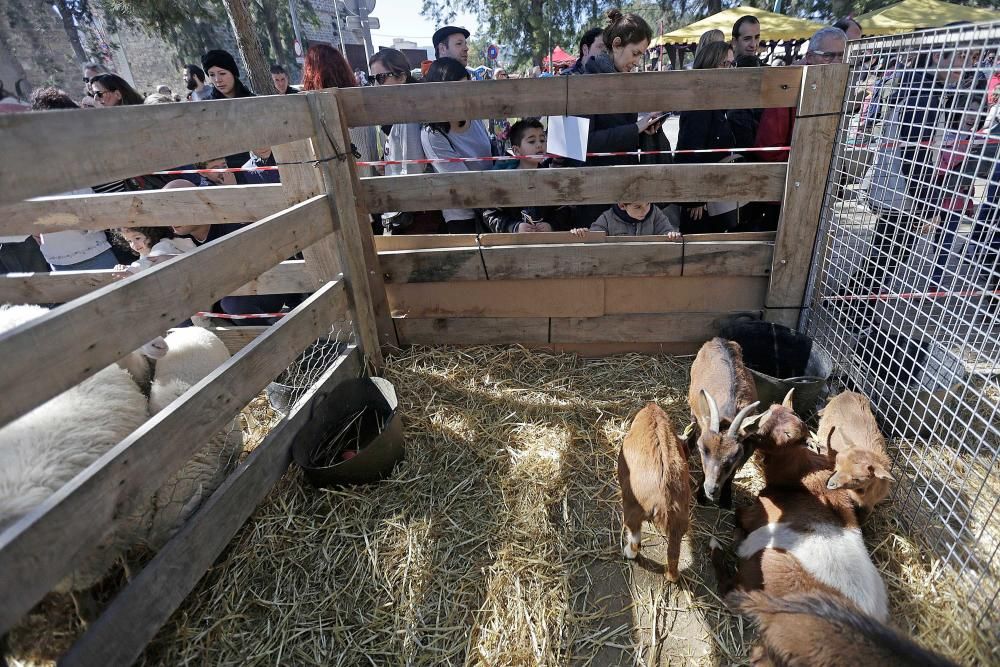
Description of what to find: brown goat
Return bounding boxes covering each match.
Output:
[819,392,894,521]
[744,390,830,490]
[688,338,760,508]
[619,403,691,582]
[729,590,958,667]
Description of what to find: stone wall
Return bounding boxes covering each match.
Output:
[0,2,79,99]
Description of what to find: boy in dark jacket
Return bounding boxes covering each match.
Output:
[482,118,571,233]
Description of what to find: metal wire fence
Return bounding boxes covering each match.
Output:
[803,22,1000,627]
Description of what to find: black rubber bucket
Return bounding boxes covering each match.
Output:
[292,377,404,487]
[718,319,832,419]
[267,339,347,414]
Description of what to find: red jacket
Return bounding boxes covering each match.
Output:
[754,106,795,162]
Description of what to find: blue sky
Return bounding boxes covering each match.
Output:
[367,0,481,48]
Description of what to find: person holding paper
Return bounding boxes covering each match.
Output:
[575,8,664,227]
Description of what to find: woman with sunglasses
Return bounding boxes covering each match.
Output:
[368,49,444,234]
[90,73,145,106]
[675,41,742,233]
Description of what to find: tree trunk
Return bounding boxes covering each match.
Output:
[705,0,723,14]
[55,0,89,65]
[221,0,272,95]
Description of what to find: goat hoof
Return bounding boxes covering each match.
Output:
[623,542,639,560]
[665,570,680,583]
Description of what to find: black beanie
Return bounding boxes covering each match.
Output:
[202,49,239,79]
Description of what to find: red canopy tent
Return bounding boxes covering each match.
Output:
[542,46,575,66]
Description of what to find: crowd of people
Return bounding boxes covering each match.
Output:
[4,7,998,314]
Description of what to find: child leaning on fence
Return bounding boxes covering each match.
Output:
[482,118,572,233]
[571,202,681,238]
[113,227,195,275]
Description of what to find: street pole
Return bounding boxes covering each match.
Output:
[358,1,375,60]
[288,0,305,56]
[332,1,347,57]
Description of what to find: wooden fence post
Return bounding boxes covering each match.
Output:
[764,64,849,329]
[275,92,398,365]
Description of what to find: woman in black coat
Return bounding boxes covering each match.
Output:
[675,42,741,234]
[576,9,660,226]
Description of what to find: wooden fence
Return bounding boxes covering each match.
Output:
[0,63,847,664]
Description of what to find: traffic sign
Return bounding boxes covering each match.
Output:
[486,44,499,61]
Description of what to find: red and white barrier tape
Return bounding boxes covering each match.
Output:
[824,287,1000,302]
[151,146,793,175]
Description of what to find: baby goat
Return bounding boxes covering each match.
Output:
[688,338,760,507]
[819,392,894,521]
[618,403,690,582]
[729,590,957,667]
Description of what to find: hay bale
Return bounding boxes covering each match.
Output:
[135,346,991,666]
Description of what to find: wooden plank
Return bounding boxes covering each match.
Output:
[60,345,362,667]
[379,247,487,284]
[386,279,604,318]
[208,326,269,354]
[765,66,848,326]
[375,234,479,251]
[478,231,605,246]
[482,242,683,280]
[337,68,802,127]
[2,94,312,206]
[0,281,348,636]
[362,163,787,213]
[565,67,803,116]
[274,137,344,285]
[0,260,318,305]
[394,317,549,345]
[603,276,769,314]
[338,77,568,126]
[795,64,850,116]
[550,312,762,343]
[312,91,397,358]
[0,184,288,235]
[0,195,330,431]
[683,231,776,243]
[682,240,774,277]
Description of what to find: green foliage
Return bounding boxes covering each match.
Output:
[99,0,317,67]
[421,0,603,67]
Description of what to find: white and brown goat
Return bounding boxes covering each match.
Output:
[688,338,760,508]
[818,391,894,521]
[711,404,889,623]
[729,590,957,667]
[618,403,690,582]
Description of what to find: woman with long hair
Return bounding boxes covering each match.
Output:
[301,44,357,90]
[676,41,741,233]
[90,74,144,106]
[420,57,494,234]
[301,44,379,182]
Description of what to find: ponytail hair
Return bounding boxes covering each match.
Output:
[603,8,653,50]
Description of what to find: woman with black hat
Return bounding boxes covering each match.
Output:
[201,49,255,99]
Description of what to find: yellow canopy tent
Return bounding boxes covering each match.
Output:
[651,6,825,47]
[856,0,1000,36]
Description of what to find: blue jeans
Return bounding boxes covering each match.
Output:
[50,247,118,271]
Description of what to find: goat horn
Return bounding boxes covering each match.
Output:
[782,388,795,409]
[702,389,720,433]
[728,401,761,439]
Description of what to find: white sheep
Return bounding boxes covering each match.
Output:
[0,304,150,615]
[141,327,245,549]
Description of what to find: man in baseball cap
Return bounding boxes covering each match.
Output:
[432,26,470,66]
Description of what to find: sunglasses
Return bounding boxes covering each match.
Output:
[373,71,403,85]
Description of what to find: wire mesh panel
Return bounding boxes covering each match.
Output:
[804,22,1000,627]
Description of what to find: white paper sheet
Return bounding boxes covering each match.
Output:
[546,115,590,162]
